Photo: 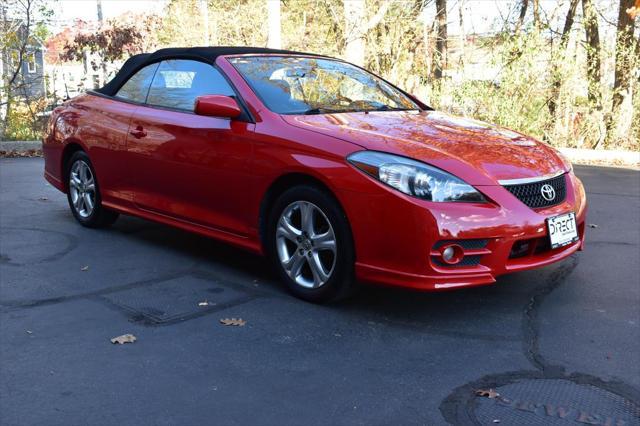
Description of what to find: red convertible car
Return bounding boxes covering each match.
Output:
[43,47,587,302]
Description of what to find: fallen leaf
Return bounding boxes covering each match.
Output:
[493,420,501,423]
[110,334,137,344]
[589,223,598,228]
[80,266,89,271]
[220,318,246,326]
[198,300,215,307]
[26,330,32,334]
[475,389,500,399]
[0,149,43,158]
[38,196,48,201]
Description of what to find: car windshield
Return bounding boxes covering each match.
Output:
[228,56,419,115]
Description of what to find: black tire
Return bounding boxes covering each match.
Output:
[66,151,119,228]
[266,184,356,303]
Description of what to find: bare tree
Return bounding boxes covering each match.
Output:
[581,0,602,110]
[548,0,580,117]
[200,0,209,45]
[611,0,636,117]
[1,0,39,137]
[432,0,447,81]
[515,0,528,33]
[532,0,540,29]
[343,0,390,67]
[267,0,281,49]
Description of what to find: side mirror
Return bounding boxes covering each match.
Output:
[194,95,242,119]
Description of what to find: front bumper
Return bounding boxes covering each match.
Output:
[338,172,587,291]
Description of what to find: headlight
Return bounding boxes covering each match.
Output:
[347,151,486,202]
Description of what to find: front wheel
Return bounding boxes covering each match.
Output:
[267,185,355,303]
[66,151,119,228]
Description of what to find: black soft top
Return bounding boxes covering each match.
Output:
[95,46,325,97]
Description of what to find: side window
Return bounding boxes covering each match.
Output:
[115,63,159,103]
[146,60,235,111]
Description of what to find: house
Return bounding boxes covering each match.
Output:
[1,19,47,100]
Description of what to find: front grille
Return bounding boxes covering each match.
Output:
[433,239,488,250]
[432,255,482,268]
[503,174,567,209]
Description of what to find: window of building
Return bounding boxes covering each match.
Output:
[27,52,37,73]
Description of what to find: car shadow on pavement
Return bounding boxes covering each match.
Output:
[107,214,551,336]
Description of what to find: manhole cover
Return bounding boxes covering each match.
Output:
[0,228,76,265]
[102,273,255,324]
[474,378,640,426]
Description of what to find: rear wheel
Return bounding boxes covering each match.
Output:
[267,185,355,303]
[66,151,118,228]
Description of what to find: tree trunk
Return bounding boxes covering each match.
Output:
[458,0,465,68]
[611,0,636,113]
[548,0,579,117]
[343,0,366,66]
[200,0,210,45]
[532,0,540,29]
[581,0,602,110]
[343,0,389,67]
[515,0,528,33]
[267,0,281,49]
[432,0,447,81]
[605,0,637,144]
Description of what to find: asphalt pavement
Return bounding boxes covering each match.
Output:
[1,158,639,425]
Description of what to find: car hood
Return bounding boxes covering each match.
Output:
[281,110,568,185]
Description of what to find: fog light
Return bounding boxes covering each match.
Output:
[439,243,464,265]
[442,246,455,262]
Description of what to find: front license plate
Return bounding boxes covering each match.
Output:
[547,212,579,249]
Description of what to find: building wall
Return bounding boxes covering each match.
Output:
[1,47,46,100]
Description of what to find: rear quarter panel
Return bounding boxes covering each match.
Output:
[43,93,138,204]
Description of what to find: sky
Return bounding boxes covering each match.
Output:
[49,0,167,30]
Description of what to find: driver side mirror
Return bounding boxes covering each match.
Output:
[194,95,242,119]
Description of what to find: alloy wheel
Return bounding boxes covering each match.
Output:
[69,160,96,218]
[276,201,337,289]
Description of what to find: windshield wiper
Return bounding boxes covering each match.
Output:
[371,105,414,112]
[301,107,343,115]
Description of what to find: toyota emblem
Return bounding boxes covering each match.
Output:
[541,184,556,201]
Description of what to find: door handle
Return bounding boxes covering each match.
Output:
[129,126,147,139]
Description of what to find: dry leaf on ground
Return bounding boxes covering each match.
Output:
[199,301,216,306]
[0,149,43,158]
[220,318,246,326]
[38,196,48,201]
[110,334,137,344]
[589,223,598,228]
[475,389,500,399]
[80,266,89,271]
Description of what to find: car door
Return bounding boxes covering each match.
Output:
[126,59,255,236]
[101,62,159,205]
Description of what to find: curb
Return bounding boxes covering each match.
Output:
[0,140,42,151]
[559,147,639,168]
[1,141,638,168]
